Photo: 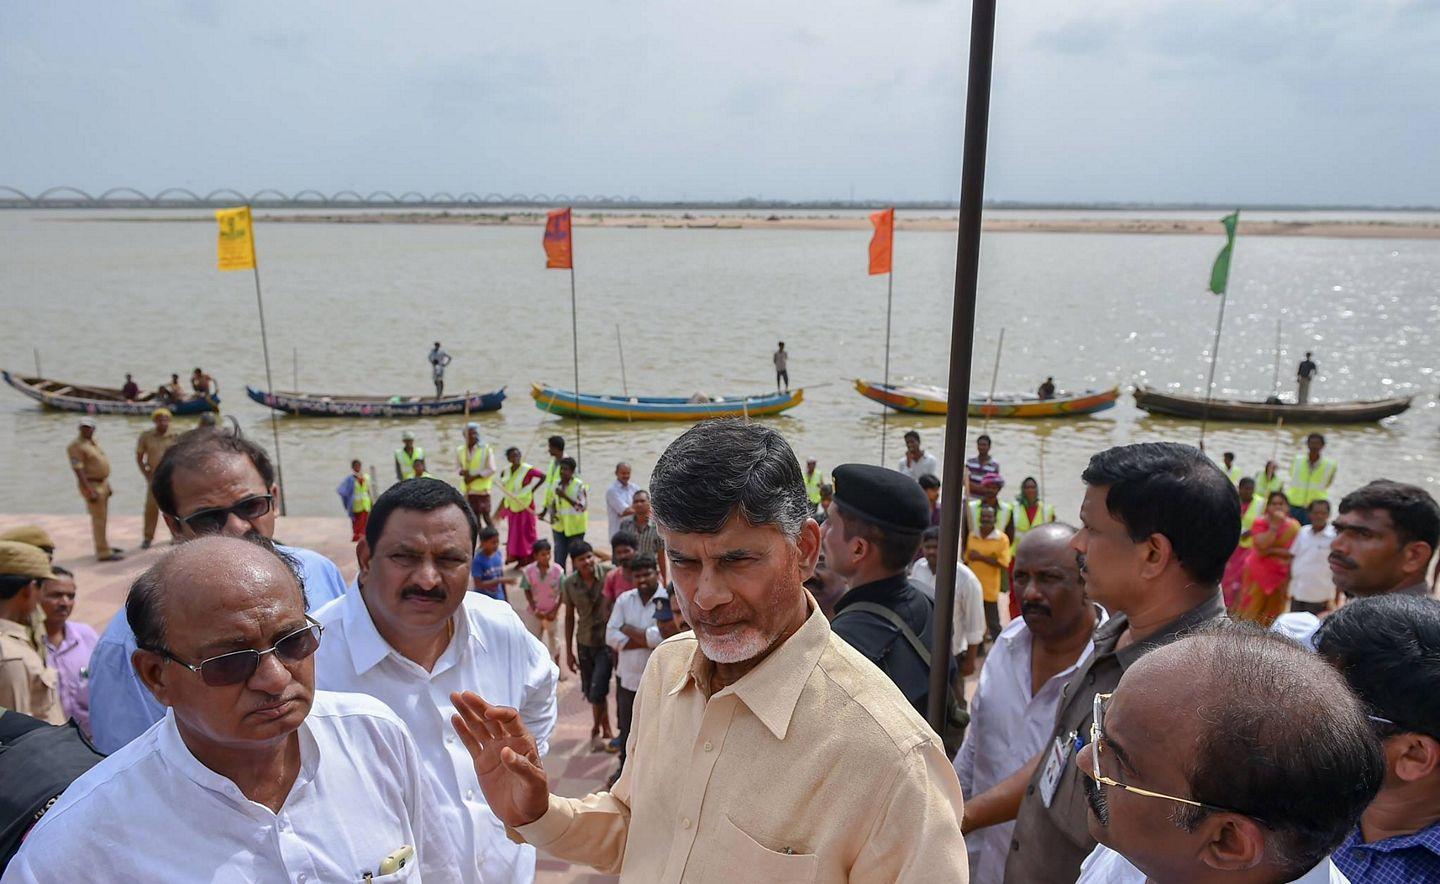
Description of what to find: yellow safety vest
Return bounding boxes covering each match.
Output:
[501,462,536,513]
[803,469,826,505]
[1254,472,1285,498]
[968,499,1013,533]
[351,474,373,514]
[541,459,562,509]
[457,443,494,493]
[1287,455,1336,507]
[554,478,589,536]
[1225,465,1245,486]
[1237,496,1263,548]
[394,446,425,480]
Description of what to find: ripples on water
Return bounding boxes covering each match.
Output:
[1,211,1435,524]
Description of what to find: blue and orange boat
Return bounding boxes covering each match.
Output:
[531,383,802,421]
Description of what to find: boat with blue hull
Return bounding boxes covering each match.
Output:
[531,383,802,421]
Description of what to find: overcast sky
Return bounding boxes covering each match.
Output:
[2,1,1435,204]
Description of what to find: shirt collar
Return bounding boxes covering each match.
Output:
[157,706,320,808]
[0,619,30,642]
[1096,591,1226,668]
[668,598,829,741]
[1342,818,1440,856]
[342,588,478,677]
[1394,581,1432,597]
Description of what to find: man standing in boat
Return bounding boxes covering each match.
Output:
[429,340,452,398]
[1296,351,1318,404]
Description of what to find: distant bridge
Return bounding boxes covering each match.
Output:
[0,186,656,210]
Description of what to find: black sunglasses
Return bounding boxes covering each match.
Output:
[178,494,275,534]
[152,618,323,687]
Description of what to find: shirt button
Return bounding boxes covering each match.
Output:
[1026,785,1034,796]
[466,789,476,801]
[277,819,288,831]
[1011,840,1020,852]
[703,741,713,752]
[1087,672,1096,685]
[681,818,692,829]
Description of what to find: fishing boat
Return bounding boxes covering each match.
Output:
[853,379,1120,418]
[246,386,504,417]
[531,383,803,421]
[1133,386,1412,424]
[3,370,219,416]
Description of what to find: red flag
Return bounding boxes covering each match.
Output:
[543,208,573,269]
[868,208,894,275]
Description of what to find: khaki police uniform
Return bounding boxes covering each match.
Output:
[67,434,114,558]
[0,541,64,724]
[136,427,179,542]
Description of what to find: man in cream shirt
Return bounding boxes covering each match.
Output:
[313,478,557,883]
[449,419,968,882]
[4,536,459,883]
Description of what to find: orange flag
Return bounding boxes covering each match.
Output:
[868,208,894,275]
[543,208,573,269]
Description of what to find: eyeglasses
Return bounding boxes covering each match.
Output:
[178,494,274,534]
[1086,692,1268,825]
[150,618,323,687]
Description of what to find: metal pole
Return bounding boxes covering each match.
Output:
[880,269,894,466]
[251,262,288,516]
[1269,318,1282,397]
[616,323,633,424]
[569,266,582,471]
[929,0,996,731]
[982,326,1005,434]
[32,347,40,377]
[1198,290,1229,452]
[292,346,299,392]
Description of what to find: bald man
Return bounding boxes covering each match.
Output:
[4,536,461,883]
[957,524,1104,884]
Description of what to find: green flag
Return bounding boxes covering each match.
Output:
[1208,211,1239,295]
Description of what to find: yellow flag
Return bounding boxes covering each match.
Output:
[216,206,256,271]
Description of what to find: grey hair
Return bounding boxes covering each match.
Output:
[650,419,812,538]
[127,534,306,653]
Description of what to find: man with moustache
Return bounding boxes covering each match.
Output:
[956,523,1104,884]
[312,478,557,884]
[88,428,350,753]
[3,537,461,883]
[448,419,968,881]
[1073,625,1380,883]
[957,442,1236,884]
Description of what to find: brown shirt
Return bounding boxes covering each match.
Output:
[0,618,64,724]
[66,436,110,482]
[136,428,178,475]
[563,563,613,648]
[1004,593,1226,884]
[515,603,969,882]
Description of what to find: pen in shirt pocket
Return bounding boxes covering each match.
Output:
[363,844,414,880]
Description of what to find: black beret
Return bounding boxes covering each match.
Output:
[832,463,932,535]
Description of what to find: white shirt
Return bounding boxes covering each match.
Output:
[88,542,348,754]
[956,610,1104,884]
[3,691,461,883]
[1290,523,1337,604]
[909,558,986,656]
[896,451,941,481]
[605,586,669,691]
[1077,844,1350,883]
[312,590,559,884]
[605,479,638,539]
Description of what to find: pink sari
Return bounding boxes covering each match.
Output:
[502,467,547,565]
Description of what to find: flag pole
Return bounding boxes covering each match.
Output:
[929,0,996,732]
[249,247,288,516]
[1198,289,1228,452]
[881,268,894,466]
[1199,211,1239,453]
[569,265,582,470]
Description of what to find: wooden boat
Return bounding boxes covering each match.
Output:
[3,370,219,416]
[853,379,1120,418]
[1133,386,1412,424]
[246,386,504,418]
[531,383,803,421]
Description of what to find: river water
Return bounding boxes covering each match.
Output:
[1,209,1436,527]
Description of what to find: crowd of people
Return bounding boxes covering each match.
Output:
[2,412,1438,882]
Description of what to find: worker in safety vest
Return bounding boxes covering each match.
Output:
[1011,476,1055,552]
[1254,459,1285,498]
[336,459,373,542]
[803,457,828,512]
[1288,432,1336,525]
[455,422,496,528]
[966,474,1014,543]
[551,456,589,571]
[539,435,567,524]
[497,446,546,567]
[393,431,425,482]
[1221,451,1245,486]
[1220,476,1265,609]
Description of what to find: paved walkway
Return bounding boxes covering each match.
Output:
[0,513,616,883]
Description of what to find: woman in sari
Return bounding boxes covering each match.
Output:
[1221,476,1263,610]
[1236,490,1301,626]
[497,446,547,567]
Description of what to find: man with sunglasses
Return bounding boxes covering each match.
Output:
[312,478,557,884]
[959,443,1238,884]
[1317,595,1440,881]
[88,428,350,753]
[4,536,461,882]
[1072,625,1381,883]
